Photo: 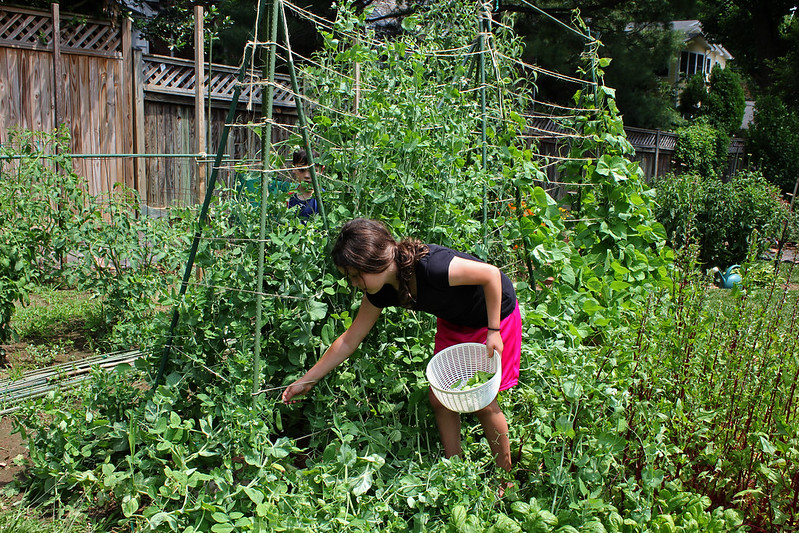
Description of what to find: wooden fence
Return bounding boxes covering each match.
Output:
[0,5,745,210]
[0,4,297,208]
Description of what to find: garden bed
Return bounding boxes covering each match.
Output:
[0,288,102,495]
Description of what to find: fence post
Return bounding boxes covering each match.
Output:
[654,129,661,179]
[51,3,63,129]
[194,5,207,204]
[132,49,146,203]
[122,17,134,190]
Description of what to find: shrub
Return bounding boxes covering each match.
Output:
[654,170,792,266]
[677,73,706,121]
[705,65,746,136]
[674,122,729,178]
[747,95,799,195]
[677,66,745,136]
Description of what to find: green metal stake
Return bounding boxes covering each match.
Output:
[153,30,262,389]
[252,0,280,402]
[279,0,329,232]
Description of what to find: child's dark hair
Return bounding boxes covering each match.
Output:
[292,148,319,166]
[332,218,428,307]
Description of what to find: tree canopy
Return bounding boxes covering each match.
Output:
[697,0,798,98]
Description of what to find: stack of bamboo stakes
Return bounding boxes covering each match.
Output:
[0,350,142,415]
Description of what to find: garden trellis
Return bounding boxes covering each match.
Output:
[154,0,622,394]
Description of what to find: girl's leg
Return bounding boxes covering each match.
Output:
[428,388,462,457]
[475,398,511,471]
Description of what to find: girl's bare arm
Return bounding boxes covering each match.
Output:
[447,256,504,357]
[283,296,382,402]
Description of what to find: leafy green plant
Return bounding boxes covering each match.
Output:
[0,127,93,282]
[72,184,187,350]
[620,252,799,531]
[674,122,729,178]
[654,170,793,267]
[0,241,30,363]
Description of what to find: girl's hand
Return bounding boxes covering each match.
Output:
[486,330,504,360]
[282,379,316,404]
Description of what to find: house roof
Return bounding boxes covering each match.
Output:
[671,19,733,61]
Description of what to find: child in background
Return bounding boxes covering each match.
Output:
[288,149,324,218]
[283,218,522,473]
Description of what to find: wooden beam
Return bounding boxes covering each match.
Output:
[51,3,63,128]
[122,16,134,189]
[133,49,146,203]
[194,5,206,204]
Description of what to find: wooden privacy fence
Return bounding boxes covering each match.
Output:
[0,5,746,210]
[0,4,297,209]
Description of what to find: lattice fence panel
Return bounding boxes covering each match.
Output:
[0,7,120,57]
[0,9,53,49]
[143,56,294,107]
[61,18,121,56]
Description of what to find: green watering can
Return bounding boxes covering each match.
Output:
[713,265,742,289]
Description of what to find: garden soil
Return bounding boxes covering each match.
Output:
[0,416,26,494]
[0,303,97,496]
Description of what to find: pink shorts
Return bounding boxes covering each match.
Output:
[434,302,521,391]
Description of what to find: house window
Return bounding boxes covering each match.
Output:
[679,51,707,77]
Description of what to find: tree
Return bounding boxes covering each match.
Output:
[502,0,697,129]
[678,73,706,121]
[678,65,745,135]
[698,0,797,96]
[704,65,745,135]
[747,95,799,195]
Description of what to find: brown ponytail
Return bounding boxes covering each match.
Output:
[395,237,428,307]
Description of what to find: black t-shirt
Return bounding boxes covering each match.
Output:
[365,244,516,328]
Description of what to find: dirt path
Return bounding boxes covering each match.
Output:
[0,415,26,492]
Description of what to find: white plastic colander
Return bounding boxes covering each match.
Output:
[426,342,501,413]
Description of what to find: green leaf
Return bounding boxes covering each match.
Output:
[307,300,328,321]
[595,155,628,182]
[401,15,418,31]
[121,496,139,518]
[581,298,603,314]
[759,435,777,454]
[350,468,373,496]
[451,505,467,529]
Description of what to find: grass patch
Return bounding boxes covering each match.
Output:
[12,286,100,341]
[0,500,104,533]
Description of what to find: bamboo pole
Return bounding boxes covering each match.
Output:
[479,3,490,254]
[253,0,280,402]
